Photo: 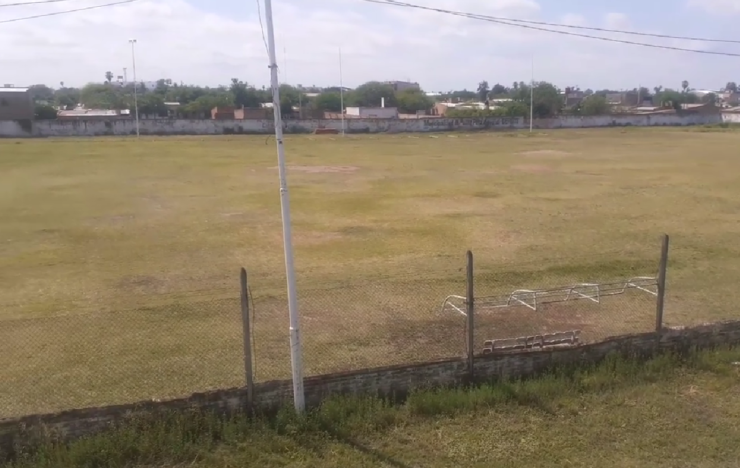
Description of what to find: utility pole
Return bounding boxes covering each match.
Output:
[339,47,346,136]
[529,56,534,133]
[128,39,140,138]
[263,0,305,413]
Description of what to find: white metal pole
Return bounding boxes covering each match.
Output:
[529,56,534,133]
[129,39,140,138]
[339,47,345,136]
[263,0,305,413]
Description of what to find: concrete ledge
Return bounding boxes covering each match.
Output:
[2,320,739,457]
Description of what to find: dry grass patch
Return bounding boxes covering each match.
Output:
[1,128,740,416]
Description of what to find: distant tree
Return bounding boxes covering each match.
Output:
[659,90,687,111]
[230,78,261,108]
[726,82,738,93]
[584,89,594,96]
[681,80,689,93]
[312,91,343,112]
[34,104,58,120]
[701,93,718,105]
[105,71,114,83]
[80,83,127,109]
[54,87,80,109]
[491,83,507,95]
[27,84,54,103]
[580,95,610,115]
[396,88,433,114]
[512,82,519,91]
[477,80,489,101]
[438,89,477,102]
[512,81,562,118]
[182,93,232,114]
[654,85,663,95]
[637,87,651,101]
[135,93,168,116]
[278,84,303,115]
[347,81,397,108]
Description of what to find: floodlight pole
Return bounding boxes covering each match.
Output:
[339,47,346,136]
[529,55,534,133]
[263,0,305,413]
[129,39,140,138]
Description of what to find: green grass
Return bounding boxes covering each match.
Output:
[8,347,740,468]
[1,129,740,417]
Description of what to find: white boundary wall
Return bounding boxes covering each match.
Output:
[0,113,734,138]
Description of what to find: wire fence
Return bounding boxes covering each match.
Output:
[1,234,737,419]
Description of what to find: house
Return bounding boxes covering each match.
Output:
[720,91,739,107]
[345,106,398,118]
[0,87,33,120]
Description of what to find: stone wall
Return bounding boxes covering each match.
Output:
[2,320,739,456]
[0,112,733,138]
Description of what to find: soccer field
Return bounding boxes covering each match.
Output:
[1,127,739,417]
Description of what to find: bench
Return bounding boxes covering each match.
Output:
[482,330,581,354]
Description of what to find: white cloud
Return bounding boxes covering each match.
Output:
[0,0,737,91]
[603,12,630,29]
[687,0,740,14]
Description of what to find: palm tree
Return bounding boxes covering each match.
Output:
[681,80,689,93]
[105,71,113,83]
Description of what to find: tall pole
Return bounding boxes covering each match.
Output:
[339,47,345,136]
[529,56,534,133]
[129,39,140,138]
[263,0,305,413]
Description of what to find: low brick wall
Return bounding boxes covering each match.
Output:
[2,321,739,456]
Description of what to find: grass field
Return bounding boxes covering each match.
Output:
[9,348,740,468]
[2,127,740,417]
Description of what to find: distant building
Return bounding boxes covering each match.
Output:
[57,108,126,120]
[384,81,420,92]
[345,106,398,118]
[0,87,33,120]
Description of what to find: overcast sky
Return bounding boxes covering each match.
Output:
[1,0,739,91]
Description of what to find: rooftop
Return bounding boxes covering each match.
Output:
[0,87,30,93]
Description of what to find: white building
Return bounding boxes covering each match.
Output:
[345,106,399,118]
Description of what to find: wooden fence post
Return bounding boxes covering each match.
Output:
[466,250,474,381]
[240,268,254,406]
[655,235,670,333]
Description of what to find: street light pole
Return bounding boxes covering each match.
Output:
[129,39,140,138]
[263,0,305,413]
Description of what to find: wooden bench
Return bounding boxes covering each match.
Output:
[482,330,581,354]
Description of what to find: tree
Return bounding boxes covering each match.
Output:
[54,87,80,109]
[80,83,127,109]
[580,95,610,115]
[658,90,686,111]
[27,84,54,103]
[654,85,663,95]
[136,93,167,116]
[726,82,737,93]
[477,81,489,101]
[701,93,718,105]
[396,88,433,114]
[347,81,397,108]
[312,92,343,112]
[105,71,114,83]
[491,83,507,95]
[512,81,562,118]
[681,80,689,93]
[230,78,261,108]
[34,104,58,120]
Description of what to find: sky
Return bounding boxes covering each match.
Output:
[1,0,739,91]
